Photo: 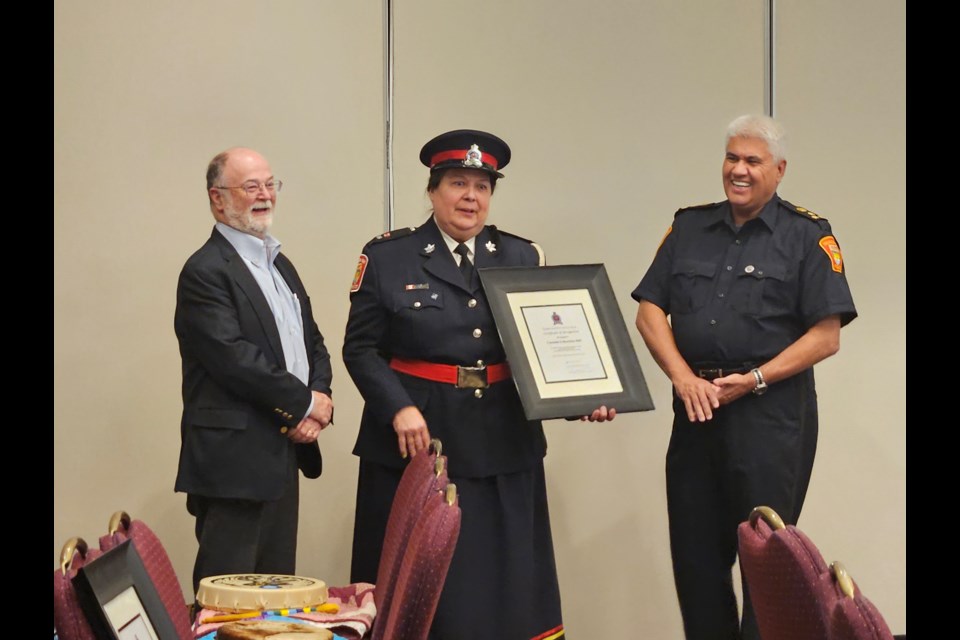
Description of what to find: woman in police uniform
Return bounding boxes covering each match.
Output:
[343,130,613,639]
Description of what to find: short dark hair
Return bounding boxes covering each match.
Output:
[426,168,498,194]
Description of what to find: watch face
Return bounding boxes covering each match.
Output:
[208,575,320,589]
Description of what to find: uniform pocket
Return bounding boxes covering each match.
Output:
[731,263,789,315]
[670,259,717,313]
[392,290,445,313]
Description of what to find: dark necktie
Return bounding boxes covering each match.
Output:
[455,243,474,285]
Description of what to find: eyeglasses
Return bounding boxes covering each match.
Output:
[214,180,283,196]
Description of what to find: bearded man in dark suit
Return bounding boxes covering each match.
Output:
[174,147,333,594]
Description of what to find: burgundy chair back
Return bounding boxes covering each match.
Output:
[53,537,102,640]
[371,439,449,640]
[823,562,894,640]
[380,485,462,640]
[99,511,195,640]
[737,506,832,640]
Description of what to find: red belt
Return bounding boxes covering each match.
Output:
[389,357,511,389]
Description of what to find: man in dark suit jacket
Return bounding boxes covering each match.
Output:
[174,147,333,595]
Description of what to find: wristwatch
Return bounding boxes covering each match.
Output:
[751,368,768,395]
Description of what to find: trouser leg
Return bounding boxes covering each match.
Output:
[188,454,300,596]
[254,457,299,575]
[723,373,818,640]
[666,401,740,640]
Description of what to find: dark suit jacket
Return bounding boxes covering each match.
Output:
[174,227,332,501]
[343,217,547,478]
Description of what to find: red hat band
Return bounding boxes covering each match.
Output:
[429,146,499,170]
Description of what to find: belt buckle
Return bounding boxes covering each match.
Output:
[698,368,723,380]
[457,364,488,389]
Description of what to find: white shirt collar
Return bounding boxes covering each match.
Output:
[433,217,475,260]
[216,222,281,266]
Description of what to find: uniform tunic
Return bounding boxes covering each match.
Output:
[632,194,857,640]
[343,216,563,640]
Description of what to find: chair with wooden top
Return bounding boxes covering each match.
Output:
[822,561,895,640]
[737,506,834,640]
[99,510,194,640]
[53,537,103,640]
[370,438,449,640]
[738,506,896,640]
[377,483,462,640]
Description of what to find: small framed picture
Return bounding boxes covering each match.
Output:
[72,539,180,640]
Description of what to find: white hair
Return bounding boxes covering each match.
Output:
[726,114,787,163]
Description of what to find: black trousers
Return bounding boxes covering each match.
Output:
[187,454,300,597]
[666,370,818,640]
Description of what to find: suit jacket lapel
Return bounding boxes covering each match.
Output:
[211,230,287,367]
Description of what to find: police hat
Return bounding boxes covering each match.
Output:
[419,129,511,179]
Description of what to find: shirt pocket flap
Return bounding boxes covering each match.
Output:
[398,291,444,311]
[672,259,717,278]
[737,263,788,281]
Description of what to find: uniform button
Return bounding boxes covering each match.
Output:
[413,301,422,309]
[468,299,478,308]
[735,239,742,245]
[472,328,482,338]
[710,319,717,325]
[718,292,725,298]
[476,360,485,367]
[726,265,733,271]
[474,389,484,399]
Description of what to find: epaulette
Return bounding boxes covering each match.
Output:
[489,225,535,245]
[675,201,724,217]
[368,226,417,244]
[780,199,828,222]
[489,226,545,266]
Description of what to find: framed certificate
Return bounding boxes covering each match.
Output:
[479,264,654,420]
[72,539,180,640]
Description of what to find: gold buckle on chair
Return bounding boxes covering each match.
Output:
[456,362,488,389]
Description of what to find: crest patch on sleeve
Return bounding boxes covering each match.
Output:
[351,254,369,292]
[818,236,844,273]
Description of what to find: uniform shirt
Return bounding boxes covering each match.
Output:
[632,194,857,366]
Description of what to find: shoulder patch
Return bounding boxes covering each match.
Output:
[675,201,724,217]
[350,254,369,292]
[368,226,417,244]
[781,199,828,222]
[818,236,844,273]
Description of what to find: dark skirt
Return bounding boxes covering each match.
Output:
[351,459,565,640]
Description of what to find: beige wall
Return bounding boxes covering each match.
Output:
[54,1,906,636]
[774,0,907,627]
